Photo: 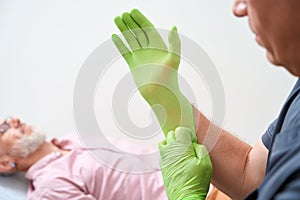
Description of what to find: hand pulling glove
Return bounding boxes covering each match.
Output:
[159,127,212,200]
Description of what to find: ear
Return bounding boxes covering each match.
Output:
[0,154,16,173]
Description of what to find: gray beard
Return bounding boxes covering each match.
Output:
[10,126,46,158]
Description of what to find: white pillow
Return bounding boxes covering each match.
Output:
[0,172,28,200]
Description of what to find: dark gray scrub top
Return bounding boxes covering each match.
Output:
[246,79,300,200]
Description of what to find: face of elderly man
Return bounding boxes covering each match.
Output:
[233,0,300,76]
[0,117,46,159]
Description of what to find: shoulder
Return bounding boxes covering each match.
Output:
[261,79,300,149]
[281,92,300,130]
[261,119,278,149]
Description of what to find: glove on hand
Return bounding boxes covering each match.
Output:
[159,127,212,200]
[112,9,195,139]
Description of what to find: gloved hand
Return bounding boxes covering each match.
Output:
[159,127,212,200]
[112,9,196,140]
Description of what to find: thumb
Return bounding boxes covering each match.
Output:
[193,143,210,159]
[158,139,167,151]
[168,26,181,56]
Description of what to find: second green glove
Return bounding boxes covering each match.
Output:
[159,127,213,200]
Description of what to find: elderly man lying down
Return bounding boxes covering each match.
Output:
[0,117,230,200]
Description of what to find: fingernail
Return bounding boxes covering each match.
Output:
[237,2,246,11]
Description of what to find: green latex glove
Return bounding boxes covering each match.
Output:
[112,9,196,140]
[159,127,212,200]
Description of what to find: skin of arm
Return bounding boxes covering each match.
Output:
[193,107,268,199]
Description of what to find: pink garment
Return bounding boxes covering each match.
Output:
[25,135,167,200]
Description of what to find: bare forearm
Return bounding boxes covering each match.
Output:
[193,107,267,199]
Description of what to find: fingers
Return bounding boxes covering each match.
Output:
[130,8,155,28]
[114,9,168,49]
[168,26,181,55]
[130,9,167,49]
[114,16,140,51]
[122,12,148,48]
[158,130,175,151]
[161,127,193,147]
[111,34,132,60]
[174,127,193,145]
[167,130,176,143]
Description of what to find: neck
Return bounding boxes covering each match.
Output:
[15,142,63,172]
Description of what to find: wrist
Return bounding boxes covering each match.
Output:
[149,90,196,140]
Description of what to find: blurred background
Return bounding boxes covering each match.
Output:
[0,0,296,147]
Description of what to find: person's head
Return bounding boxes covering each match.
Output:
[232,0,300,76]
[0,117,46,173]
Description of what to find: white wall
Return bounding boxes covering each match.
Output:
[0,0,296,146]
